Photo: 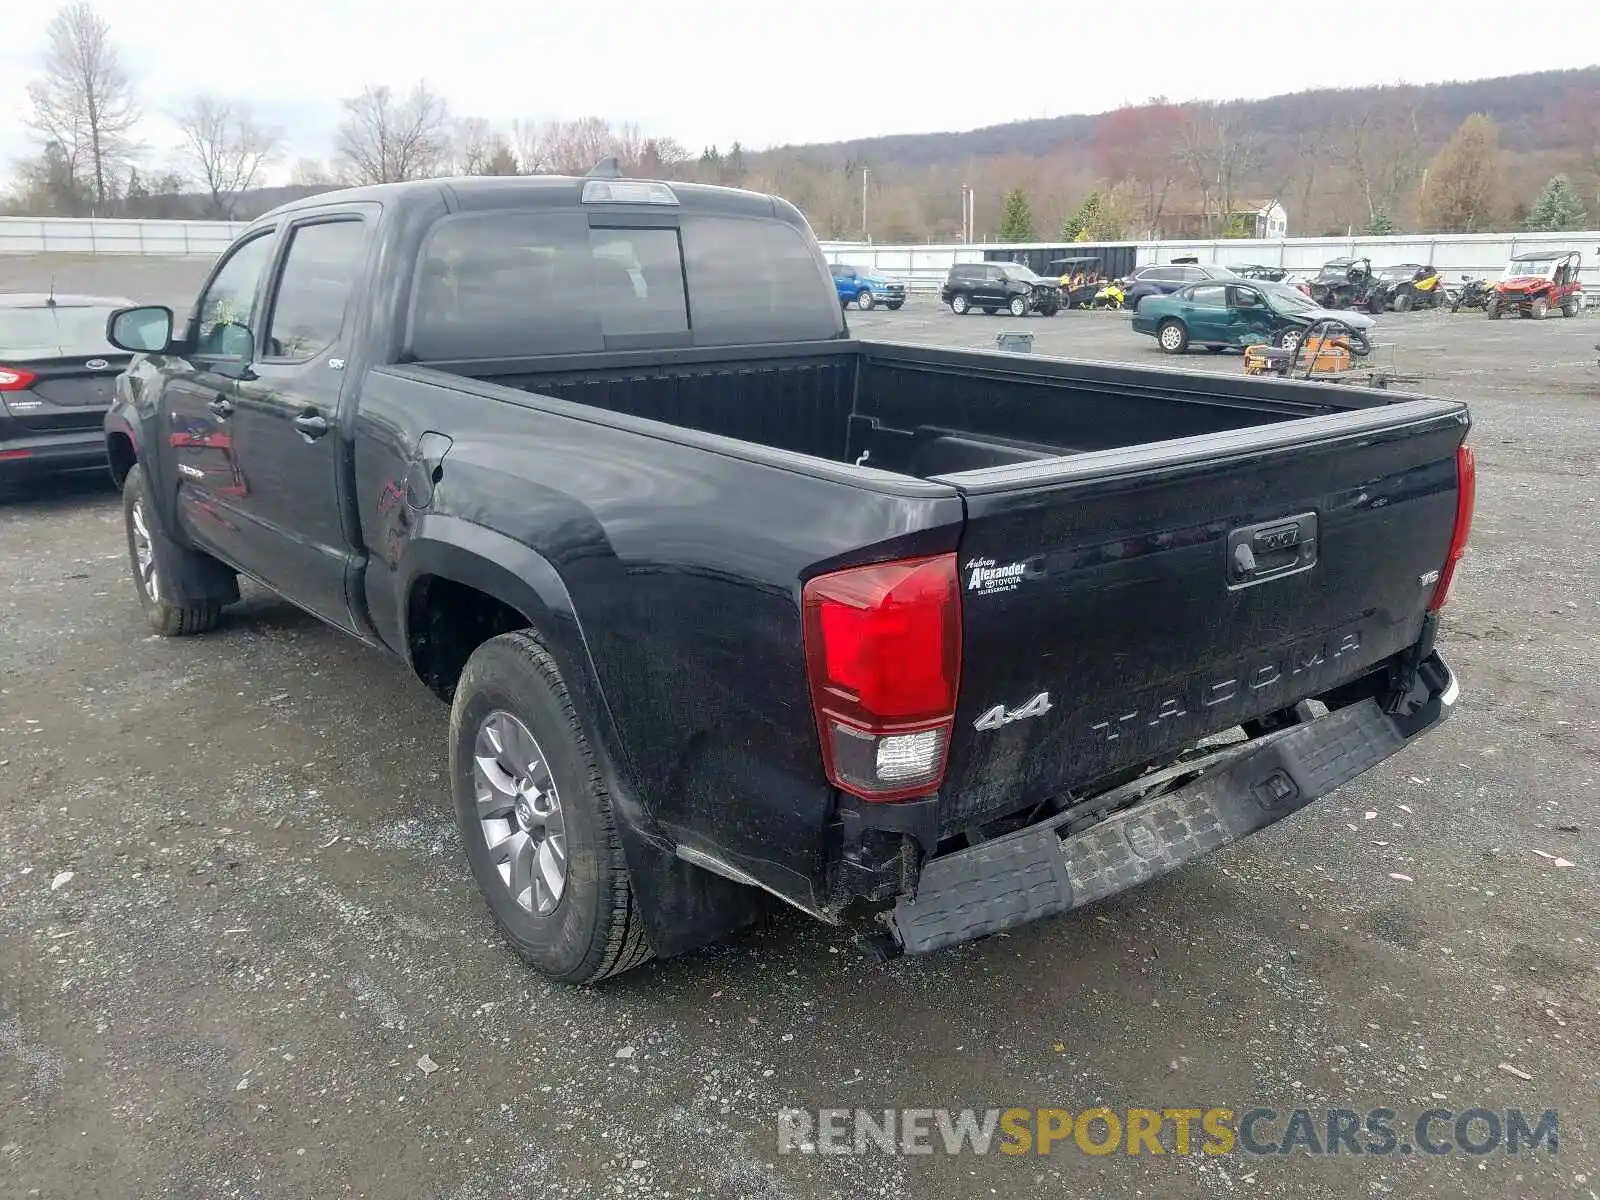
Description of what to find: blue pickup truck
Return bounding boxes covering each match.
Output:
[830,263,906,310]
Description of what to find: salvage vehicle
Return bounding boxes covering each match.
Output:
[1486,249,1583,319]
[1228,264,1290,282]
[102,164,1473,984]
[1132,278,1374,355]
[1046,257,1105,308]
[830,263,906,311]
[1305,257,1376,310]
[941,261,1061,316]
[1448,275,1492,313]
[0,291,137,482]
[1368,264,1444,312]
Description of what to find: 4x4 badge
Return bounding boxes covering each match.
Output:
[974,691,1052,731]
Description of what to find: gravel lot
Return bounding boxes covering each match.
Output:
[2,254,1597,1199]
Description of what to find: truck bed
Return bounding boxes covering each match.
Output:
[440,339,1387,482]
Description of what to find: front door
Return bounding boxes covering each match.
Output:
[227,213,372,630]
[165,229,280,570]
[1227,284,1276,345]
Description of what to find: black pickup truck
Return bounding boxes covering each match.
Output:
[102,164,1474,984]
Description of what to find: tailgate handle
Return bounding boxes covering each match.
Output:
[1227,512,1318,589]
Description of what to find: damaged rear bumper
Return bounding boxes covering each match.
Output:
[890,653,1458,954]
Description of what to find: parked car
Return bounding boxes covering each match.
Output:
[103,164,1472,983]
[0,292,137,482]
[940,262,1061,316]
[1486,250,1583,319]
[1132,279,1375,355]
[830,263,906,311]
[1122,262,1237,310]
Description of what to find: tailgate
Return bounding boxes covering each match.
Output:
[936,399,1469,830]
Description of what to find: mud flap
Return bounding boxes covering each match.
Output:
[890,668,1454,954]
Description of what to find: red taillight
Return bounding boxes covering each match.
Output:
[0,366,38,391]
[1427,443,1476,613]
[802,553,962,802]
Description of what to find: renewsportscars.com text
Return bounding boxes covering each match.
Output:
[776,1106,1560,1158]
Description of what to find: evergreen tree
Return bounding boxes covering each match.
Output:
[1061,192,1100,241]
[997,187,1036,242]
[1365,208,1398,236]
[1524,175,1588,232]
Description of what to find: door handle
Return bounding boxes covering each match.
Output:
[293,410,330,440]
[208,395,234,418]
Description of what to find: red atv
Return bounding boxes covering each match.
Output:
[1486,249,1583,320]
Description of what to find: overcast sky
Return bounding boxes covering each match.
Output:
[3,1,1597,186]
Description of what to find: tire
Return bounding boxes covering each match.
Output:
[856,289,875,311]
[1007,295,1028,317]
[450,630,653,985]
[950,294,970,315]
[1394,292,1413,314]
[122,463,223,637]
[1530,297,1549,320]
[886,301,903,311]
[1450,298,1461,314]
[1157,319,1189,354]
[1276,326,1303,352]
[1561,298,1577,318]
[1486,298,1502,320]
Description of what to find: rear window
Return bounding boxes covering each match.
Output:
[409,209,838,360]
[0,305,118,358]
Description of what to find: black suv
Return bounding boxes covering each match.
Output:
[940,262,1061,317]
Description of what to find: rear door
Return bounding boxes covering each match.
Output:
[1184,283,1230,341]
[227,210,373,629]
[933,399,1469,830]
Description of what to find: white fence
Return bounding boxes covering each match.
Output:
[820,230,1600,294]
[4,216,1597,300]
[0,216,248,256]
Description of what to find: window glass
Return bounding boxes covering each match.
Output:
[679,214,843,346]
[1145,267,1179,282]
[1188,284,1228,308]
[0,306,119,358]
[195,232,277,359]
[588,228,689,337]
[263,220,367,360]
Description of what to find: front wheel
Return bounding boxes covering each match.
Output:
[122,463,223,637]
[1157,319,1189,354]
[1008,295,1028,317]
[1394,292,1413,314]
[1486,298,1502,320]
[451,630,654,984]
[856,289,875,311]
[950,293,970,315]
[1530,297,1549,320]
[1276,327,1303,353]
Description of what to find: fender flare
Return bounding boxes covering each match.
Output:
[399,516,765,958]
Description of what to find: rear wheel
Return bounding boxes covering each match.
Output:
[950,293,970,315]
[451,630,653,984]
[1157,319,1189,354]
[856,289,875,311]
[1561,298,1578,318]
[1530,296,1549,320]
[122,464,223,637]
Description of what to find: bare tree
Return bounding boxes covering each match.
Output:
[335,82,451,184]
[1421,114,1504,232]
[1332,100,1424,227]
[290,157,337,187]
[25,2,140,212]
[174,93,281,217]
[450,116,495,174]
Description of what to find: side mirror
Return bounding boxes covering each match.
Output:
[106,305,174,353]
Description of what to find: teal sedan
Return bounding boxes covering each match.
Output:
[1131,279,1374,355]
